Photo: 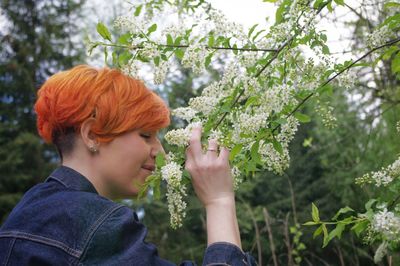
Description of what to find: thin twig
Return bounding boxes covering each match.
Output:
[263,208,279,266]
[272,36,400,133]
[96,41,277,52]
[246,204,262,266]
[283,212,294,266]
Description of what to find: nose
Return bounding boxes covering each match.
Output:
[150,137,165,158]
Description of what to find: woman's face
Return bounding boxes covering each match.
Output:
[97,129,163,199]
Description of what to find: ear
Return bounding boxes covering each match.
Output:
[80,118,99,152]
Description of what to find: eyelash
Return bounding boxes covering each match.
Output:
[140,134,151,139]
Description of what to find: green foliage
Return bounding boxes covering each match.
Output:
[0,0,86,223]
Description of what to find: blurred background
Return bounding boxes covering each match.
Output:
[0,0,398,265]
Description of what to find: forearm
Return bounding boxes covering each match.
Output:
[205,196,242,249]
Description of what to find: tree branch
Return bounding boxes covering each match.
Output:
[273,36,400,133]
[95,41,277,52]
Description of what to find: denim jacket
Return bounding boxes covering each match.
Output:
[0,166,255,265]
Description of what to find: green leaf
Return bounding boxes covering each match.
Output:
[174,36,183,45]
[313,225,323,238]
[118,51,133,66]
[245,96,259,108]
[334,0,344,5]
[303,221,317,226]
[229,144,243,161]
[248,24,258,38]
[104,46,108,64]
[205,53,213,68]
[252,29,266,41]
[294,112,311,123]
[232,44,238,55]
[365,199,377,211]
[154,56,160,67]
[263,0,278,2]
[250,141,261,162]
[384,2,400,9]
[275,0,290,24]
[327,223,345,242]
[391,53,400,74]
[332,206,354,220]
[272,139,283,155]
[96,22,112,42]
[322,45,330,55]
[327,1,333,12]
[155,153,166,168]
[312,203,320,223]
[147,23,157,34]
[322,224,329,247]
[175,49,184,59]
[351,220,369,237]
[208,35,215,47]
[134,5,143,16]
[167,34,173,45]
[118,33,131,45]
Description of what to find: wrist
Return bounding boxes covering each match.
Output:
[204,194,235,209]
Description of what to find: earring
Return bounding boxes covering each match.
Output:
[89,145,98,153]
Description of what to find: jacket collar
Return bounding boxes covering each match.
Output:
[46,165,99,194]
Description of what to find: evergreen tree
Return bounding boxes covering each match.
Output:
[0,0,86,223]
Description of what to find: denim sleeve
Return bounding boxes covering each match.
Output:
[203,242,257,266]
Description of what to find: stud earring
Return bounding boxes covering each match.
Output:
[89,145,98,153]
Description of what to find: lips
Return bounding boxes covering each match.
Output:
[142,165,155,172]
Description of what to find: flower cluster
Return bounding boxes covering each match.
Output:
[366,25,392,48]
[161,162,187,228]
[164,122,202,147]
[356,157,400,187]
[372,208,400,241]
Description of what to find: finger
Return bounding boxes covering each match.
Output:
[187,126,202,155]
[207,138,219,157]
[218,147,230,163]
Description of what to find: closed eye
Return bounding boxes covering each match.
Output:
[140,134,151,139]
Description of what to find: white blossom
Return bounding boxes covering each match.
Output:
[259,140,290,175]
[172,107,198,122]
[372,170,393,187]
[120,61,139,79]
[366,25,392,48]
[161,162,183,187]
[372,208,400,241]
[231,166,243,190]
[374,241,388,263]
[164,122,202,147]
[182,44,208,74]
[166,184,187,229]
[154,61,169,84]
[189,96,220,115]
[161,161,187,228]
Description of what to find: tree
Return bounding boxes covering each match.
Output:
[0,0,86,223]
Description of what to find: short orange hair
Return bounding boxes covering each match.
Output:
[34,65,170,145]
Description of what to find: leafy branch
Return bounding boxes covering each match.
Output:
[275,36,400,132]
[92,41,278,53]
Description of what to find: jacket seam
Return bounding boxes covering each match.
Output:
[0,231,81,258]
[3,237,16,266]
[79,204,125,261]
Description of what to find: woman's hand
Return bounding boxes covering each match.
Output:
[185,126,242,248]
[185,126,234,207]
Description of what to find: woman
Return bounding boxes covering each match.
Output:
[0,65,254,265]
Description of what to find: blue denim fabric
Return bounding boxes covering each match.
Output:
[0,166,255,266]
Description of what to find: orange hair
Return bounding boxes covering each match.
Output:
[34,65,170,144]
